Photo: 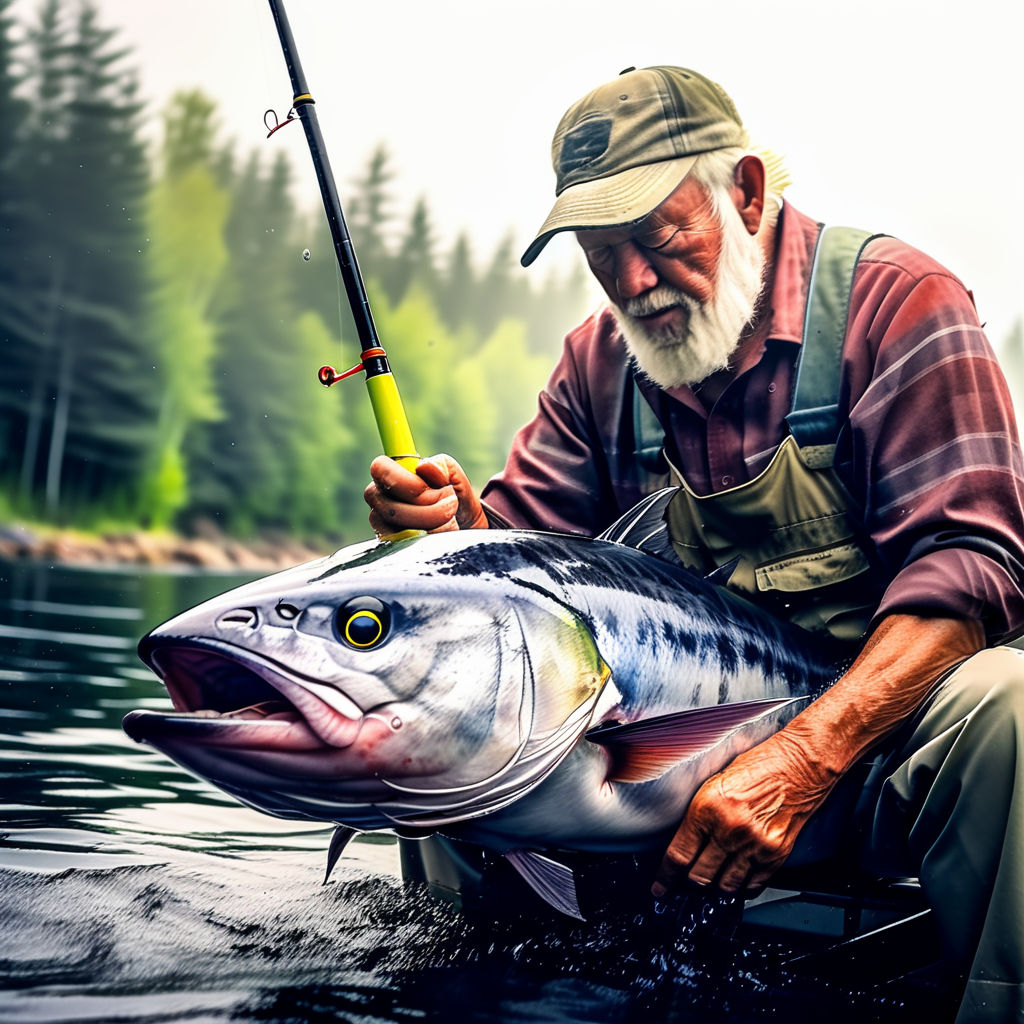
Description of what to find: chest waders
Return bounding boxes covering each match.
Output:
[401,226,885,913]
[639,226,885,644]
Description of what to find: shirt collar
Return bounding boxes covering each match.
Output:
[761,200,821,346]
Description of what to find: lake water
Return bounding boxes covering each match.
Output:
[0,556,962,1023]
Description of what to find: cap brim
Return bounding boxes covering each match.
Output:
[520,154,700,267]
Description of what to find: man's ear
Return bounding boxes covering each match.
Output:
[732,155,765,235]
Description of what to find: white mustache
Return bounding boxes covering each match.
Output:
[622,287,695,319]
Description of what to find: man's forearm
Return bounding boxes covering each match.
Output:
[780,614,986,781]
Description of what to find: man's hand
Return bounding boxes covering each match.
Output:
[364,454,488,535]
[652,728,838,898]
[651,614,985,902]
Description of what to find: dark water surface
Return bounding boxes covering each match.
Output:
[0,557,958,1023]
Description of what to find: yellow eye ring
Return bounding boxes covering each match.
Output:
[337,597,390,649]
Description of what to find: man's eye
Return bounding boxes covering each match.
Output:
[583,246,612,268]
[637,225,681,250]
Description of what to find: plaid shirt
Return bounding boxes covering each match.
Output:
[481,203,1024,644]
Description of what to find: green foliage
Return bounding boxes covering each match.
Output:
[138,90,231,528]
[0,0,594,546]
[2,0,1019,552]
[996,319,1024,423]
[0,0,155,521]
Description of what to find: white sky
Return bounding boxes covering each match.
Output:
[12,0,1023,342]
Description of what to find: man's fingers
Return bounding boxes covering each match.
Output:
[652,828,706,898]
[368,456,437,504]
[414,455,454,490]
[367,495,458,534]
[365,454,486,535]
[365,456,461,534]
[716,857,755,894]
[686,842,729,888]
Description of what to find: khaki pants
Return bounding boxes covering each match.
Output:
[793,646,1024,1023]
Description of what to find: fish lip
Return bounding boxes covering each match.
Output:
[132,635,366,749]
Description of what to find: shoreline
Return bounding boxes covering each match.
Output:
[0,523,331,572]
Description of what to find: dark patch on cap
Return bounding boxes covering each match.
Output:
[559,118,612,175]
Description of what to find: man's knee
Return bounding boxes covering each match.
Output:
[928,646,1024,730]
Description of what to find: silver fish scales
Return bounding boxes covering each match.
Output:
[124,515,842,917]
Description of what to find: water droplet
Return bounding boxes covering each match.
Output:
[302,248,311,261]
[390,716,402,729]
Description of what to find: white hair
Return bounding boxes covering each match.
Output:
[688,145,789,231]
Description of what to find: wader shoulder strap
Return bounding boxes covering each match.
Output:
[632,370,666,473]
[785,226,881,450]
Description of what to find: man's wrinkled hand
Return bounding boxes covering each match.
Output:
[652,729,839,899]
[364,454,488,536]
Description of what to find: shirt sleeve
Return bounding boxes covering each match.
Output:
[841,254,1024,644]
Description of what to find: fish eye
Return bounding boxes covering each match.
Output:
[337,597,390,649]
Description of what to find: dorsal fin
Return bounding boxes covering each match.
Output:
[504,849,585,920]
[596,487,679,563]
[586,697,808,783]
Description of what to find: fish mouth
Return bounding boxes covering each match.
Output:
[124,637,365,752]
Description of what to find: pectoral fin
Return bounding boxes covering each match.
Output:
[505,849,585,921]
[324,824,360,884]
[586,696,807,783]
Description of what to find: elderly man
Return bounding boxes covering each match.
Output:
[365,67,1024,1022]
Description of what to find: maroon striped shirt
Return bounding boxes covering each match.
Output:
[481,203,1024,643]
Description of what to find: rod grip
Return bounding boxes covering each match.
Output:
[364,373,419,471]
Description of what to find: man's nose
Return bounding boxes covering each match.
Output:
[614,242,658,300]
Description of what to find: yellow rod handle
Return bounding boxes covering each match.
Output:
[365,370,419,472]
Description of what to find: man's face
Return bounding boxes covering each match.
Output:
[575,174,764,390]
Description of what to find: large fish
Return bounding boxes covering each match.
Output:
[124,496,842,918]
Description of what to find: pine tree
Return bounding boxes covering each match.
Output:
[346,142,396,287]
[50,2,155,514]
[1,0,155,518]
[474,230,518,342]
[138,91,229,528]
[185,152,289,531]
[385,195,437,306]
[436,232,475,332]
[0,0,34,486]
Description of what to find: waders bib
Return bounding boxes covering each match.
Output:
[651,226,884,644]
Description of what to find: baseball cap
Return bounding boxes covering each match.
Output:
[520,66,747,267]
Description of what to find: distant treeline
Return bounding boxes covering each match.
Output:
[3,2,1022,548]
[0,0,594,542]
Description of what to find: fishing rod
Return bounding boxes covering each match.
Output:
[266,0,419,472]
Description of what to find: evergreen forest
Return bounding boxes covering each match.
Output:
[0,0,594,545]
[2,1,1022,550]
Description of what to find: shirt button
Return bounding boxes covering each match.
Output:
[721,475,734,487]
[768,382,777,393]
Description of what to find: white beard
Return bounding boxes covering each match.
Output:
[613,204,765,391]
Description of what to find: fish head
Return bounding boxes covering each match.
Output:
[124,532,610,831]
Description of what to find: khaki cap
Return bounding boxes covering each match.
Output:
[521,66,746,266]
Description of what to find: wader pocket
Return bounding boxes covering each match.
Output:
[755,542,871,594]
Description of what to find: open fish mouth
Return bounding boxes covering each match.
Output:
[123,638,365,751]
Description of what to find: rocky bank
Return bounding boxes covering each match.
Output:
[0,522,329,571]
